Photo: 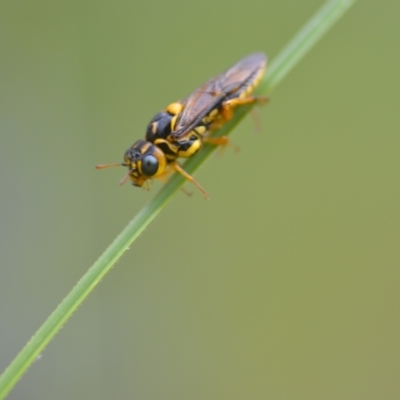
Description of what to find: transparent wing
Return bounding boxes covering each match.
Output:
[172,52,267,139]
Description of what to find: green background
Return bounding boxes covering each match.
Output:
[1,1,399,399]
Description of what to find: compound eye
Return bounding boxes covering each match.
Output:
[141,155,159,176]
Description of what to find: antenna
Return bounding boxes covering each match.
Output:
[95,162,130,186]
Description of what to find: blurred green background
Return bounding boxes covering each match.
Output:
[1,1,399,399]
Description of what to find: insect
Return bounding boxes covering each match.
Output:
[96,52,268,198]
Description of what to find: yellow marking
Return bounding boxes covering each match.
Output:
[141,142,151,153]
[170,114,178,131]
[166,102,184,115]
[178,139,202,158]
[151,122,157,134]
[202,108,220,124]
[208,109,218,118]
[154,138,178,159]
[194,125,206,135]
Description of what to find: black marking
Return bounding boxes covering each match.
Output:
[145,111,173,141]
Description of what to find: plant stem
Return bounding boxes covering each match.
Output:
[0,0,355,398]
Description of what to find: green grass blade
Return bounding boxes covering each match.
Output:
[0,0,355,398]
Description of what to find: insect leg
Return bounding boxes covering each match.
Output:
[203,136,240,154]
[220,95,269,120]
[172,162,209,199]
